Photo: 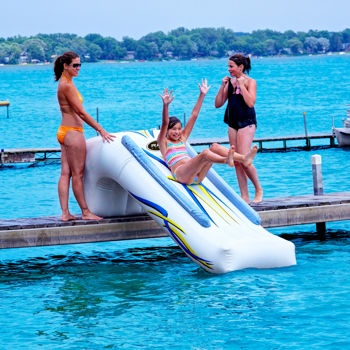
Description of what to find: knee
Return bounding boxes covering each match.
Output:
[209,143,219,152]
[60,167,71,178]
[201,149,210,159]
[71,170,84,180]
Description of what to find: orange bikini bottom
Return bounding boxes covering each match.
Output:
[57,125,84,144]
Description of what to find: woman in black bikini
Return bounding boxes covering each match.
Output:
[215,54,263,204]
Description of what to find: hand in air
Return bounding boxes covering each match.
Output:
[159,88,174,105]
[199,78,211,95]
[99,129,116,143]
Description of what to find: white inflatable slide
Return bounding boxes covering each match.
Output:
[83,129,296,274]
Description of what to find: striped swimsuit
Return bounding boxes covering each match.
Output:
[165,141,200,184]
[165,141,190,168]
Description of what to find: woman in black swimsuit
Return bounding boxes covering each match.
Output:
[215,54,263,204]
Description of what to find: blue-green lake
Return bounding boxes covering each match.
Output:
[0,55,350,349]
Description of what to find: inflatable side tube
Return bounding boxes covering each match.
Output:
[121,135,211,228]
[186,143,261,225]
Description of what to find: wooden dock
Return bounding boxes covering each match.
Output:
[1,147,61,165]
[1,192,349,249]
[0,132,339,165]
[192,132,336,151]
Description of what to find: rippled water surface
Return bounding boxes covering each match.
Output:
[1,55,350,349]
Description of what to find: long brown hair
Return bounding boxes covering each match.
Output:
[54,51,79,81]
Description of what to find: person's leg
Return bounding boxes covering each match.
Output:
[173,152,213,184]
[209,143,234,167]
[58,145,77,221]
[210,142,257,167]
[228,127,250,203]
[173,146,234,184]
[64,131,103,220]
[236,125,263,203]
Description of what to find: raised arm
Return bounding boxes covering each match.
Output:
[157,88,174,155]
[236,76,257,108]
[181,79,211,141]
[63,84,115,142]
[214,76,230,108]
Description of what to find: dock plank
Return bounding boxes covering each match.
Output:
[1,192,349,249]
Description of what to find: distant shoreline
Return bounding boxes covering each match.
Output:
[0,51,349,68]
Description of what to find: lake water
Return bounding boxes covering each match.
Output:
[0,55,350,349]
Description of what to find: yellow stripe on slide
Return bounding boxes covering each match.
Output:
[198,184,239,223]
[188,185,238,225]
[148,210,185,234]
[169,225,213,269]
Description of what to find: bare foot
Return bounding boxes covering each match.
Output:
[243,145,258,167]
[227,145,235,167]
[61,213,78,221]
[252,188,263,203]
[82,209,103,220]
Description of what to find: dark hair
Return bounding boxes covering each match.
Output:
[168,116,182,130]
[229,54,252,74]
[54,51,79,81]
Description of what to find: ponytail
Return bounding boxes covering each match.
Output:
[229,54,252,74]
[54,51,79,81]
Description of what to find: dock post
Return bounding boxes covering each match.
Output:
[304,112,310,150]
[312,154,326,233]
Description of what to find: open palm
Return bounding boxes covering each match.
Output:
[159,88,174,105]
[199,78,211,95]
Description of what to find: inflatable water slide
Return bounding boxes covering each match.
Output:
[83,129,296,274]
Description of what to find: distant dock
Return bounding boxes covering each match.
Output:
[0,132,339,165]
[192,132,336,151]
[0,100,9,118]
[1,192,350,249]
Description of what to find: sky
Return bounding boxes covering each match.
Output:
[1,0,349,40]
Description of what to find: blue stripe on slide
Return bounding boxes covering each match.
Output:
[121,135,211,228]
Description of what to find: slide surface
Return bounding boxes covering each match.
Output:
[84,130,296,273]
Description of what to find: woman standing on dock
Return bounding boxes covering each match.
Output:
[215,54,263,204]
[54,51,115,221]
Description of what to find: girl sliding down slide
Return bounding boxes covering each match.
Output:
[157,79,257,185]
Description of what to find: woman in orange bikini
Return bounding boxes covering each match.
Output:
[157,79,257,185]
[54,51,115,221]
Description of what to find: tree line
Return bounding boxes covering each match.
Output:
[0,27,350,65]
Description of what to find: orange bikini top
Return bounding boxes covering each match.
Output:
[61,73,83,103]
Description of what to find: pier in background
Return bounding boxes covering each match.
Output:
[0,132,338,166]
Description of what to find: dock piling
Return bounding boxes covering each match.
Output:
[312,154,326,233]
[303,112,310,149]
[0,101,10,118]
[312,155,323,195]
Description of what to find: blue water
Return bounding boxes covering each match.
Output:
[1,55,350,349]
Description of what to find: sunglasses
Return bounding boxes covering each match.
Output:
[71,63,81,68]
